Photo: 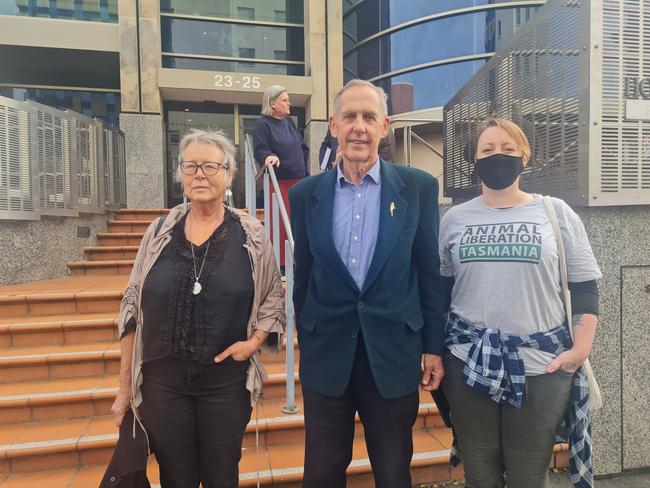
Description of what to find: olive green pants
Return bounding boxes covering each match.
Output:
[442,355,573,488]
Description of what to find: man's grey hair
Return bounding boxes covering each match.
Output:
[333,79,388,117]
[175,129,237,182]
[261,84,288,116]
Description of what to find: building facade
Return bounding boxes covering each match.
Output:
[0,0,549,209]
[0,0,343,209]
[341,0,544,186]
[342,0,544,114]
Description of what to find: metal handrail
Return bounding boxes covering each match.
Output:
[244,134,295,252]
[266,164,294,252]
[243,134,299,415]
[243,136,258,216]
[396,119,444,168]
[411,131,443,159]
[390,117,439,124]
[282,241,298,414]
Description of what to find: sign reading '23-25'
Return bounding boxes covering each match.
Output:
[214,74,261,89]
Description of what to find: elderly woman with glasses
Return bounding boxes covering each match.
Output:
[110,129,286,488]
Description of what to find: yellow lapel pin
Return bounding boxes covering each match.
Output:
[389,201,395,217]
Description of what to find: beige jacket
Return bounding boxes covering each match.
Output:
[118,204,286,410]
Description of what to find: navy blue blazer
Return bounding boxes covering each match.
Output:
[289,160,446,399]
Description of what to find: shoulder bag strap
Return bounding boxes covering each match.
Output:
[543,196,603,410]
[154,215,166,237]
[542,196,574,334]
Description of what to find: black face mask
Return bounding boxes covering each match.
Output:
[474,153,524,190]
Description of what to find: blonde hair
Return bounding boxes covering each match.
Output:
[475,118,531,163]
[261,85,287,116]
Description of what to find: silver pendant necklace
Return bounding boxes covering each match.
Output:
[188,213,211,295]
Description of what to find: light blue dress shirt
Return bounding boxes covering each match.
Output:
[332,160,381,290]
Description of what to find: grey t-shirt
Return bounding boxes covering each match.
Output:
[439,195,602,375]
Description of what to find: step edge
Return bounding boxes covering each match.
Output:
[247,448,452,484]
[3,318,116,333]
[97,233,144,238]
[84,246,140,252]
[0,291,122,304]
[67,260,134,268]
[0,348,120,366]
[108,220,156,224]
[2,433,117,459]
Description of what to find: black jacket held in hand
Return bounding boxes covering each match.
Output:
[99,409,151,488]
[289,160,447,400]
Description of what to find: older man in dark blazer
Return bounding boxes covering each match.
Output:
[289,79,447,488]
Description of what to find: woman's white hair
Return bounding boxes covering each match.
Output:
[175,129,237,183]
[261,84,288,117]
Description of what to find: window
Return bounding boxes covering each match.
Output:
[161,0,303,23]
[239,47,256,59]
[237,7,255,20]
[238,47,255,66]
[7,0,116,22]
[161,18,304,61]
[162,57,304,76]
[0,87,120,125]
[160,5,305,75]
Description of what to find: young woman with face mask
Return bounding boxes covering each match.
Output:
[436,119,601,488]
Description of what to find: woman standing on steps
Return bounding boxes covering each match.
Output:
[253,84,309,268]
[110,129,285,488]
[436,118,601,488]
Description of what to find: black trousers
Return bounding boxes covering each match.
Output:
[140,356,252,488]
[302,340,420,488]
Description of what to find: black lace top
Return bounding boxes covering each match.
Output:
[140,209,254,365]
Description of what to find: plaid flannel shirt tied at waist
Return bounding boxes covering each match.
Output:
[444,312,594,488]
[445,312,572,408]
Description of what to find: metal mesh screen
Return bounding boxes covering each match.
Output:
[114,129,127,207]
[102,126,128,208]
[0,100,37,219]
[599,0,650,201]
[443,0,584,201]
[0,95,125,220]
[102,127,116,207]
[34,106,77,216]
[76,118,103,212]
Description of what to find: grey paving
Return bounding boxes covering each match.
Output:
[415,470,650,487]
[548,470,650,487]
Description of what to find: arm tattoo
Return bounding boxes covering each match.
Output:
[561,314,586,372]
[572,314,584,327]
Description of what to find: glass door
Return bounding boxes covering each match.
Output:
[232,105,261,208]
[165,102,234,207]
[164,101,304,208]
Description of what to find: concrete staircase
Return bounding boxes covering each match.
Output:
[0,209,568,487]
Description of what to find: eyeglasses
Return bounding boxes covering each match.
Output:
[179,161,228,176]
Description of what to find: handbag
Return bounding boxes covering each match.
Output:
[99,408,151,488]
[542,196,603,411]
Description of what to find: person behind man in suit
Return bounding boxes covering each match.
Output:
[288,79,447,488]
